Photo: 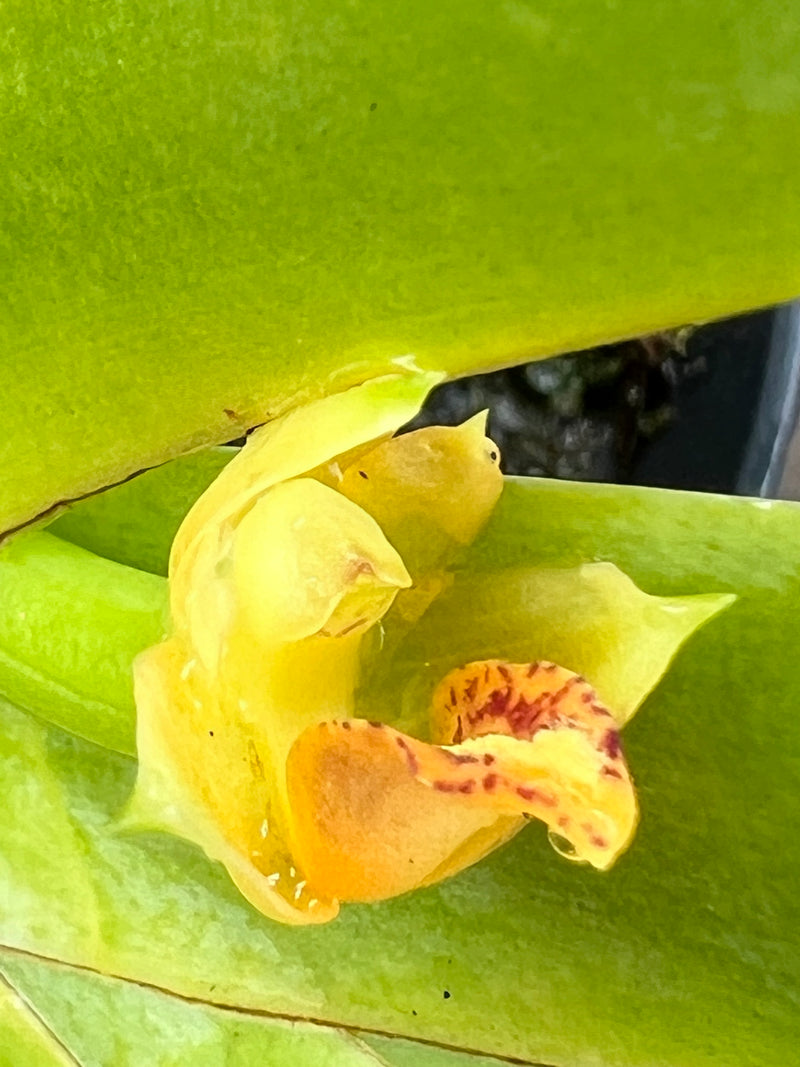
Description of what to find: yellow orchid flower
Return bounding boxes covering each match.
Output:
[129,372,642,925]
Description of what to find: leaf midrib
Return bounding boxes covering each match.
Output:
[0,942,551,1067]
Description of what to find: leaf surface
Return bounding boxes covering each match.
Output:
[0,951,512,1067]
[1,479,798,1066]
[0,973,77,1067]
[3,1,800,531]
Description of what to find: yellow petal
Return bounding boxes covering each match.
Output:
[286,718,521,902]
[130,638,338,925]
[132,463,411,922]
[334,413,504,667]
[169,372,440,631]
[336,412,503,577]
[286,661,637,903]
[233,478,410,645]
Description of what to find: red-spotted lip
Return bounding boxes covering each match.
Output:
[284,660,638,903]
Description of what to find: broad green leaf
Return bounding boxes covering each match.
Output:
[0,479,797,1065]
[0,953,384,1067]
[0,951,507,1067]
[2,1,800,532]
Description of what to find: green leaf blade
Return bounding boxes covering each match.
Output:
[3,1,800,532]
[0,953,391,1067]
[0,480,798,1065]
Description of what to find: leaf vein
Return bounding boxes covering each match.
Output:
[0,943,553,1066]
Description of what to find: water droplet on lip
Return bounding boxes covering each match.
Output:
[547,829,587,863]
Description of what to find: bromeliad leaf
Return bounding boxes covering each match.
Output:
[3,1,800,534]
[0,479,794,1065]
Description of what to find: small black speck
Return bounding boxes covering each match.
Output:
[369,101,378,111]
[412,1010,417,1016]
[489,450,498,461]
[208,731,214,737]
[358,470,369,479]
[443,990,451,999]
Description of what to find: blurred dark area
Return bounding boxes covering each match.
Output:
[406,303,800,496]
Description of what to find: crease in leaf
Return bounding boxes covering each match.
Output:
[0,947,534,1067]
[0,950,392,1067]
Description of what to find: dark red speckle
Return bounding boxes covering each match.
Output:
[601,765,622,779]
[600,729,622,759]
[517,786,557,806]
[483,773,499,792]
[395,735,420,774]
[444,751,480,765]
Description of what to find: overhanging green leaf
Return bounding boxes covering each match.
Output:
[3,1,800,532]
[1,478,798,1065]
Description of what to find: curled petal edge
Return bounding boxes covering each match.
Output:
[286,662,637,904]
